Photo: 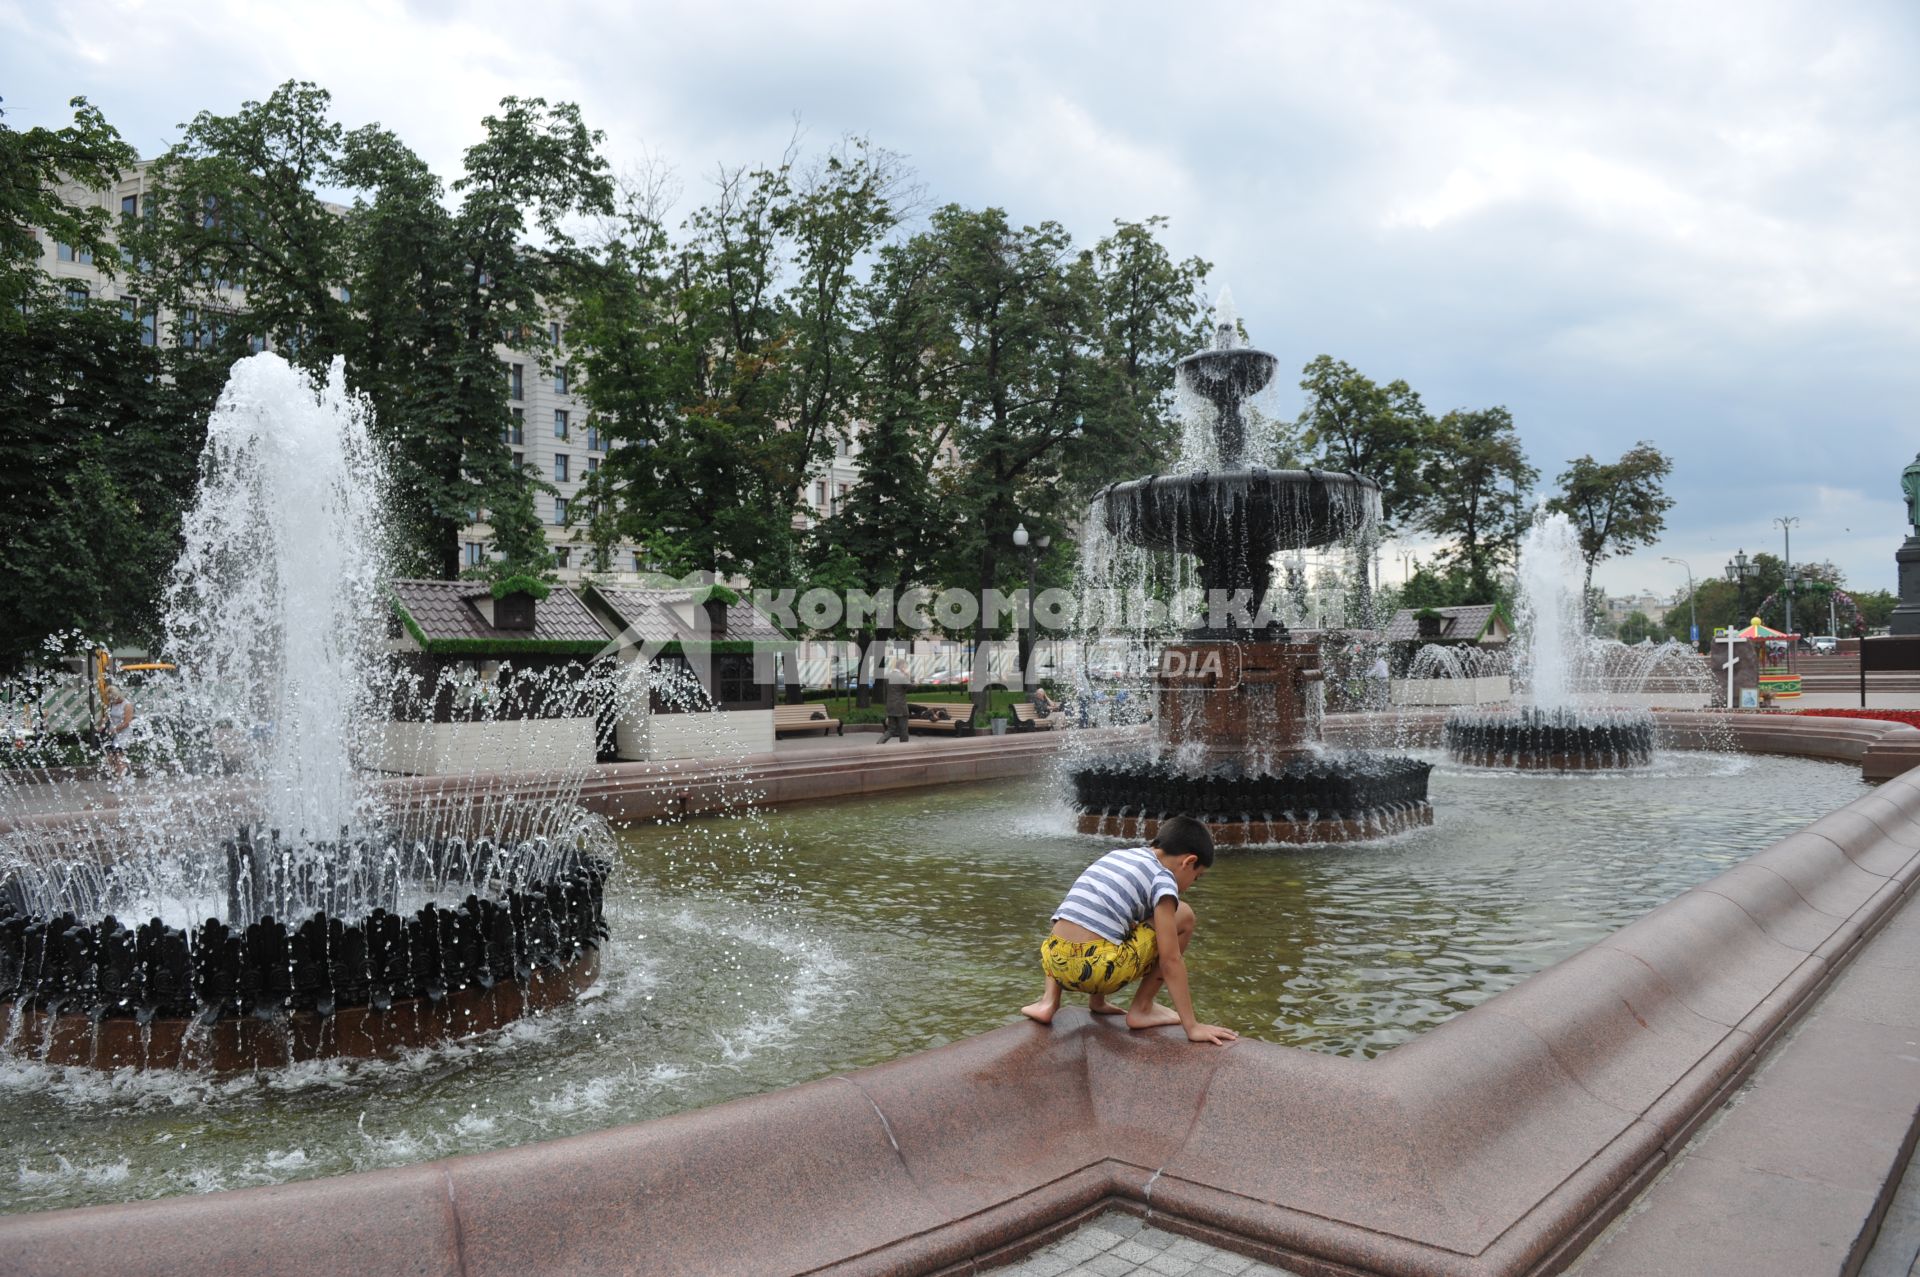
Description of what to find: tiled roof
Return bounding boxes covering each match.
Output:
[390,579,612,646]
[1383,604,1510,644]
[589,587,792,646]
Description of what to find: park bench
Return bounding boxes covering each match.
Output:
[1010,702,1060,731]
[906,701,977,736]
[774,703,842,737]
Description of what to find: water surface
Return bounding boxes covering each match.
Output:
[1,752,1869,1212]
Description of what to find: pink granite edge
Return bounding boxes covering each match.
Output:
[3,715,1915,1277]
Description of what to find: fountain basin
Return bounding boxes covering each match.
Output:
[1444,706,1657,770]
[1098,467,1379,598]
[1071,752,1434,845]
[0,849,608,1072]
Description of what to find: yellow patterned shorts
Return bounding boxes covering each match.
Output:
[1041,924,1159,996]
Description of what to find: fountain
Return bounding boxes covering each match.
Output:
[1069,302,1433,845]
[1442,510,1657,769]
[0,355,611,1071]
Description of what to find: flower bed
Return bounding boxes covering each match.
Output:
[1795,708,1920,728]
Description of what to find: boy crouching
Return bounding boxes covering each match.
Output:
[1021,815,1237,1046]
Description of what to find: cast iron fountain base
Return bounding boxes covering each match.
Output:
[1444,706,1657,770]
[0,845,609,1072]
[1072,753,1434,846]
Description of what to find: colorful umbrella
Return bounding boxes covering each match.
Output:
[1736,616,1796,641]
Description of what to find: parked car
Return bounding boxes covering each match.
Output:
[1808,635,1839,654]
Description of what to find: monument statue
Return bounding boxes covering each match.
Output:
[1893,453,1920,635]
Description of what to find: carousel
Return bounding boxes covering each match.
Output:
[1736,616,1802,701]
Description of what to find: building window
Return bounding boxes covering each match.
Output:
[586,426,603,452]
[503,410,523,445]
[554,365,569,395]
[813,481,826,507]
[553,545,571,569]
[508,364,523,400]
[464,542,484,568]
[121,194,138,220]
[56,242,92,264]
[63,281,89,309]
[717,654,757,705]
[633,551,645,573]
[511,451,523,472]
[553,496,569,525]
[248,333,267,354]
[548,321,561,346]
[119,299,156,345]
[554,409,569,439]
[586,456,599,477]
[554,453,569,483]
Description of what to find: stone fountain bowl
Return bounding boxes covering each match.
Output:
[1100,467,1382,558]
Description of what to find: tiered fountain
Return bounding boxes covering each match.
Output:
[1070,311,1433,845]
[0,355,610,1071]
[1443,510,1656,769]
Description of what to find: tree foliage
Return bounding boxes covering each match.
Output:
[1295,355,1433,532]
[1419,406,1536,599]
[1545,442,1675,607]
[125,81,613,577]
[0,304,201,664]
[0,95,137,316]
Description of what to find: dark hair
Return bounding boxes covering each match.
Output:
[1151,815,1214,867]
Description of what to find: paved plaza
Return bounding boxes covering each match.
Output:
[987,1211,1301,1277]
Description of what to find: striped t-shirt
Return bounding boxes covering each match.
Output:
[1052,847,1179,943]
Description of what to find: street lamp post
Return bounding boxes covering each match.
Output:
[1725,549,1751,620]
[1012,522,1051,695]
[1662,556,1698,648]
[1775,515,1800,639]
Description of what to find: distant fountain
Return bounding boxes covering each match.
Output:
[1443,511,1656,769]
[1068,298,1432,845]
[0,355,615,1070]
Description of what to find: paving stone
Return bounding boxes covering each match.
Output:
[1113,1240,1158,1265]
[1084,1254,1138,1277]
[1050,1238,1100,1265]
[1142,1252,1197,1275]
[1016,1253,1074,1277]
[1166,1236,1215,1261]
[1200,1252,1255,1274]
[1136,1226,1180,1249]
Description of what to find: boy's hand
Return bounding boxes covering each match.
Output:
[1186,1023,1238,1045]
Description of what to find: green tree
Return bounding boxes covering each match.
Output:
[1545,443,1675,615]
[575,139,904,584]
[0,95,137,316]
[920,205,1099,706]
[126,81,356,371]
[1071,217,1211,494]
[1419,406,1536,600]
[0,304,201,665]
[1295,355,1433,531]
[1855,589,1897,630]
[1617,610,1660,644]
[802,232,955,705]
[130,82,613,577]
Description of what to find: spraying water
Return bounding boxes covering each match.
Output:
[1512,509,1589,710]
[163,355,390,841]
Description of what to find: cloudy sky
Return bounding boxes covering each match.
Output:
[5,0,1915,604]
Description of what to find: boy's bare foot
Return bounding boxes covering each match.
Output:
[1021,998,1060,1024]
[1088,996,1126,1015]
[1125,1004,1182,1030]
